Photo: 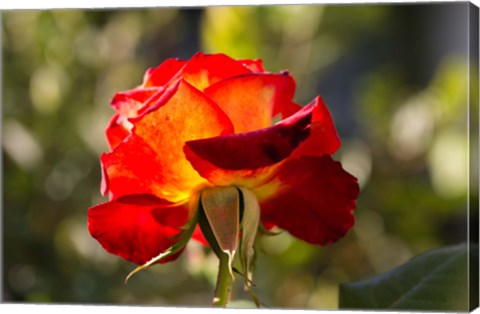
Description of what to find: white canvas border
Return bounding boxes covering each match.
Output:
[1,1,478,314]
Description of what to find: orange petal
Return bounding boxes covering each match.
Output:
[204,73,296,133]
[107,87,170,150]
[176,52,252,91]
[103,79,234,202]
[258,155,359,245]
[88,194,188,265]
[291,96,341,157]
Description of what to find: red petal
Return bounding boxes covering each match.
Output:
[101,136,164,199]
[110,87,161,116]
[142,58,187,88]
[103,80,234,202]
[105,114,130,150]
[204,73,296,133]
[238,59,266,72]
[291,97,341,157]
[270,71,298,119]
[258,155,359,245]
[100,158,109,196]
[185,101,316,171]
[281,101,303,119]
[192,225,209,246]
[177,52,252,91]
[88,194,189,265]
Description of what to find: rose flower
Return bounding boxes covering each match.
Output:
[88,52,359,282]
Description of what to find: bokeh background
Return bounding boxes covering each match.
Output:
[2,3,477,309]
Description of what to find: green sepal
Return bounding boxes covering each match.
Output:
[200,186,240,278]
[231,267,255,287]
[124,209,199,283]
[246,287,261,308]
[237,187,260,287]
[198,200,223,258]
[237,187,261,307]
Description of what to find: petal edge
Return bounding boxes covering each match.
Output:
[259,155,359,245]
[88,194,189,265]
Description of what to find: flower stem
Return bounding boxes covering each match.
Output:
[212,252,233,307]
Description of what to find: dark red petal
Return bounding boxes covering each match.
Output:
[185,101,316,171]
[291,97,341,157]
[204,73,296,133]
[238,59,266,72]
[105,114,130,150]
[142,58,187,88]
[259,155,359,245]
[88,194,189,265]
[177,52,252,91]
[103,79,234,202]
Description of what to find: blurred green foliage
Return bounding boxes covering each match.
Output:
[2,3,474,309]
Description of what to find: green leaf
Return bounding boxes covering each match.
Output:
[124,210,199,283]
[201,186,240,277]
[339,243,476,311]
